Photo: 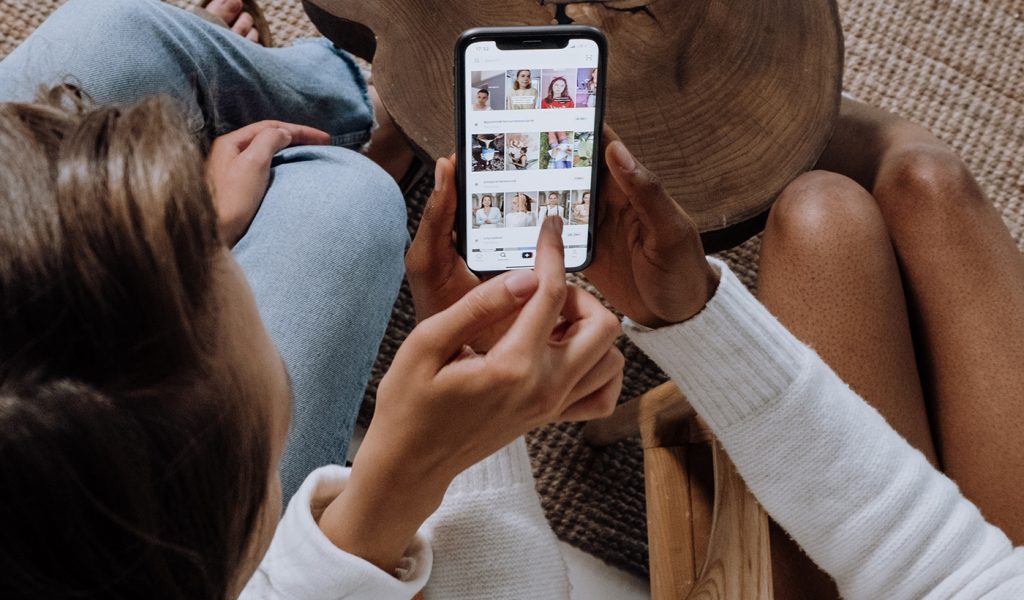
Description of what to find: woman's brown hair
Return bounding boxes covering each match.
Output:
[545,76,569,103]
[512,69,532,90]
[0,86,271,599]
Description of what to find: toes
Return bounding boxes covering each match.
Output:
[231,11,255,38]
[206,0,243,24]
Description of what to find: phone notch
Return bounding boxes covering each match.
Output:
[496,37,569,51]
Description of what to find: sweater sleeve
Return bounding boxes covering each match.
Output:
[240,465,431,600]
[623,258,1024,600]
[421,437,571,600]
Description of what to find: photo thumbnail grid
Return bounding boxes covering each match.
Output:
[470,67,599,111]
[471,190,592,229]
[472,131,594,172]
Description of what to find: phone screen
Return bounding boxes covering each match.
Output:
[461,38,600,272]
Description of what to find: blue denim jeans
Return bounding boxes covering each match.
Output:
[0,0,407,499]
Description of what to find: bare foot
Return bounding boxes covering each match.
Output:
[207,1,414,184]
[205,0,261,44]
[364,85,417,184]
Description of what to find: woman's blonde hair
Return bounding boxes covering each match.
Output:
[0,86,271,599]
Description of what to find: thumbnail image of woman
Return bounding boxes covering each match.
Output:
[576,68,597,107]
[472,88,492,111]
[473,193,503,228]
[571,190,591,225]
[505,132,539,170]
[472,133,505,172]
[505,69,540,110]
[505,192,537,228]
[541,131,573,169]
[538,191,567,223]
[541,76,575,109]
[573,132,594,168]
[471,70,505,109]
[509,147,529,169]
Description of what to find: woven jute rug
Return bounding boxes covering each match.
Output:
[2,0,1021,579]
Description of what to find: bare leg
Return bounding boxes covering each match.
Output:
[757,170,936,599]
[818,99,1024,543]
[364,85,416,183]
[759,98,1024,596]
[759,173,938,458]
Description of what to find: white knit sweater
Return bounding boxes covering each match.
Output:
[241,259,1024,599]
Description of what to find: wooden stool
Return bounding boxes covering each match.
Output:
[302,0,843,251]
[584,382,772,599]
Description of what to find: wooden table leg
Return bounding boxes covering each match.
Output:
[688,442,773,599]
[645,444,697,598]
[585,382,773,600]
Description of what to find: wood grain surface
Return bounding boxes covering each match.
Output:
[686,442,773,599]
[303,0,843,249]
[645,445,698,597]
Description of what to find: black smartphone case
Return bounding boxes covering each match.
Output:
[453,26,609,274]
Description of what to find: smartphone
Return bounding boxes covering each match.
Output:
[454,26,607,273]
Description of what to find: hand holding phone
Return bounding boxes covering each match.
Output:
[327,212,623,572]
[582,126,721,328]
[406,157,509,349]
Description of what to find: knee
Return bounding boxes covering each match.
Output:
[765,171,888,256]
[39,0,174,69]
[64,0,165,32]
[873,143,986,224]
[291,147,408,263]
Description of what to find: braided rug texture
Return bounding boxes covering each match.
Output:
[2,0,1021,579]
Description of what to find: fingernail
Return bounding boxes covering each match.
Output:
[610,141,636,172]
[546,215,563,234]
[433,160,446,192]
[277,128,293,142]
[504,269,538,298]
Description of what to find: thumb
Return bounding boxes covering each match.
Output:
[413,157,458,253]
[407,157,458,277]
[412,269,539,366]
[238,128,293,171]
[605,140,688,233]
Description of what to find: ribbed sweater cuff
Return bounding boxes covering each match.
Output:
[623,257,810,431]
[242,465,431,600]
